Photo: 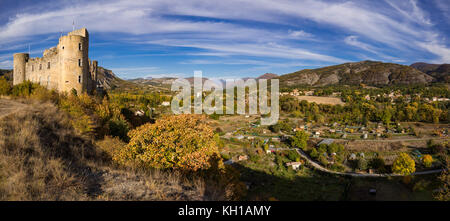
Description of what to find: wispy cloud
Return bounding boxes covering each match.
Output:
[0,0,449,75]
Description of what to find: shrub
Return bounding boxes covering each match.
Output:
[430,144,446,154]
[11,81,36,97]
[95,136,126,160]
[114,114,219,171]
[287,150,300,162]
[0,76,11,95]
[108,116,130,142]
[318,155,328,167]
[317,144,327,155]
[330,163,346,172]
[357,158,368,171]
[369,157,386,171]
[422,154,433,168]
[30,86,60,103]
[310,148,319,159]
[221,153,231,161]
[392,153,416,175]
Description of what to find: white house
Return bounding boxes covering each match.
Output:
[286,162,302,170]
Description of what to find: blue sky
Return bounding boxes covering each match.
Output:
[0,0,449,79]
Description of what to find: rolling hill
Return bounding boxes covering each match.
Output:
[411,62,450,83]
[278,60,434,87]
[96,66,132,89]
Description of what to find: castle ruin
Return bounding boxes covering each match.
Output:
[13,28,98,94]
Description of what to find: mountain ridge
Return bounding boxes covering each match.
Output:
[410,62,450,83]
[278,60,435,87]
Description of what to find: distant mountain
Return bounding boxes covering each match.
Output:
[410,62,450,83]
[96,66,126,89]
[278,60,434,87]
[257,73,278,79]
[129,77,177,85]
[410,62,441,73]
[185,77,209,85]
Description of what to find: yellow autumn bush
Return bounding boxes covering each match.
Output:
[113,114,219,171]
[422,154,433,168]
[392,153,416,175]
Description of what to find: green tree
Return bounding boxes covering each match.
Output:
[291,130,309,150]
[382,107,392,128]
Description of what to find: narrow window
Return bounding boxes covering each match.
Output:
[32,65,34,71]
[39,64,42,70]
[78,43,82,51]
[62,46,64,50]
[78,76,81,83]
[78,59,82,67]
[47,62,50,69]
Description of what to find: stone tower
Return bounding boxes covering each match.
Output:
[13,28,98,94]
[13,53,29,85]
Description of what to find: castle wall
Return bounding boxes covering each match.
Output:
[25,47,61,91]
[13,28,98,94]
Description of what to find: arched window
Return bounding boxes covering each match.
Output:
[47,62,50,69]
[78,76,81,83]
[79,43,82,51]
[78,59,82,67]
[39,64,42,70]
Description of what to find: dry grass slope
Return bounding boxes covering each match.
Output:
[0,101,218,200]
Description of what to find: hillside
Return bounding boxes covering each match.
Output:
[0,69,12,81]
[0,101,217,200]
[96,66,127,89]
[411,62,450,83]
[279,61,434,87]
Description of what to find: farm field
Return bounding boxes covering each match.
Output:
[296,96,345,105]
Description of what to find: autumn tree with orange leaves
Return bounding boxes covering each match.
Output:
[114,114,219,171]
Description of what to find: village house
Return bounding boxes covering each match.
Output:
[161,101,170,106]
[286,162,302,170]
[134,110,145,116]
[237,155,248,161]
[312,131,320,138]
[271,137,280,142]
[331,92,341,97]
[304,90,314,96]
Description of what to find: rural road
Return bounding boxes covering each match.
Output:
[0,98,26,119]
[294,148,445,177]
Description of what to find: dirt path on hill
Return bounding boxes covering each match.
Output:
[0,98,27,119]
